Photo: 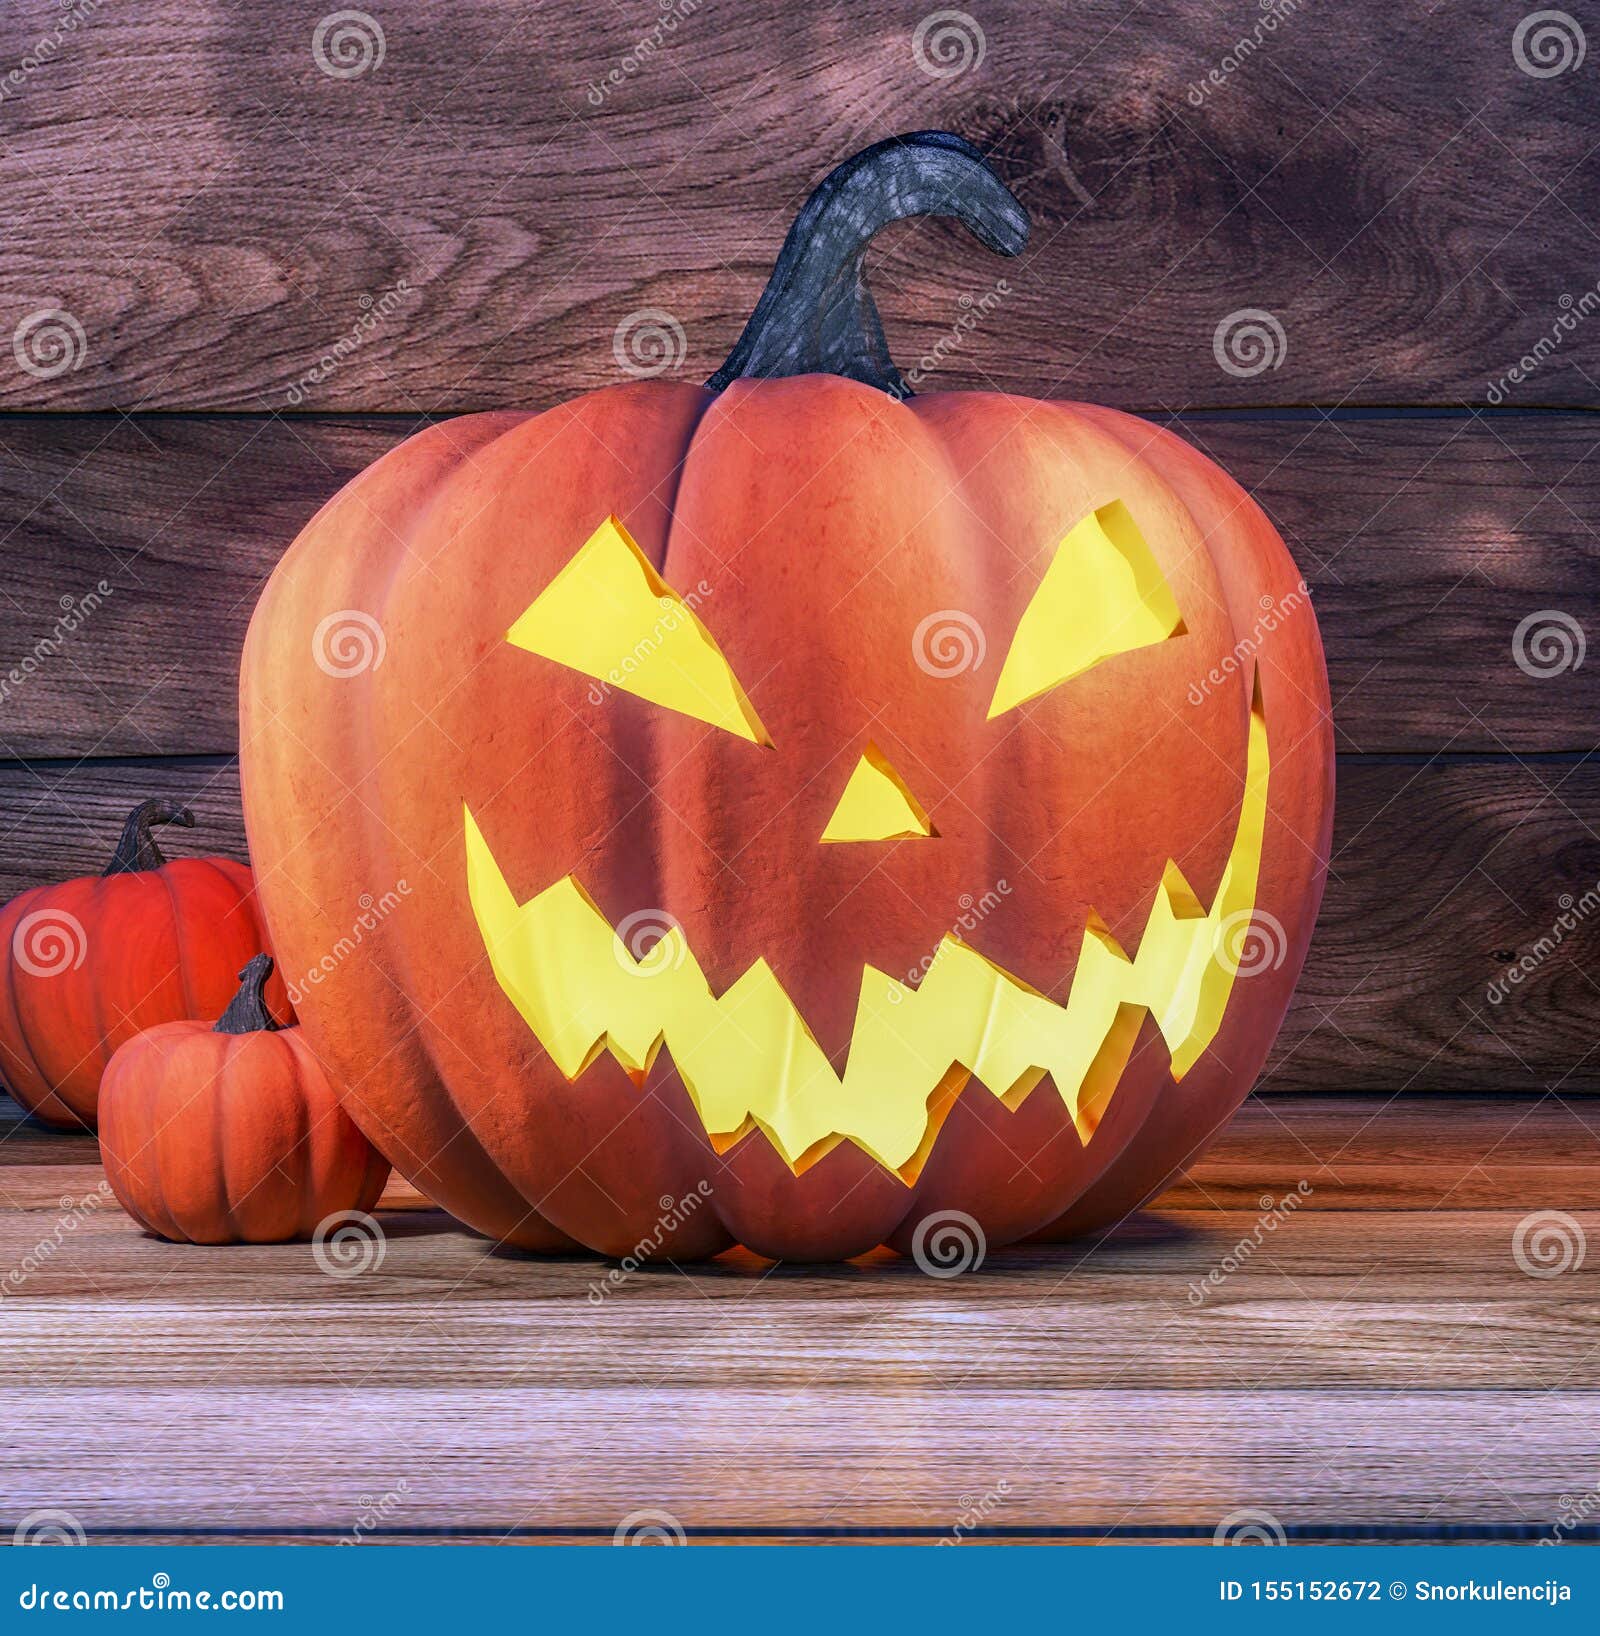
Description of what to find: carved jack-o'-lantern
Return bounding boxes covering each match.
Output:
[240,133,1332,1262]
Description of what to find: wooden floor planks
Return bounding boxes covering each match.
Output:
[1,1093,1595,1542]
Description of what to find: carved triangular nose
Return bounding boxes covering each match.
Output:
[820,743,938,843]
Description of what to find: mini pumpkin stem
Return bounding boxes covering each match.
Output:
[214,954,281,1035]
[103,798,196,876]
[707,130,1029,398]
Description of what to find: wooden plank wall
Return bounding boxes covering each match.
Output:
[0,1,1596,1094]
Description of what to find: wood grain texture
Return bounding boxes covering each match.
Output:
[0,1096,1596,1538]
[7,1388,1598,1532]
[1273,757,1600,1094]
[43,1531,1563,1544]
[1,1213,1593,1392]
[0,2,1593,410]
[0,753,1594,1094]
[11,1094,1597,1211]
[0,757,243,900]
[2,754,1599,1095]
[2,412,1596,760]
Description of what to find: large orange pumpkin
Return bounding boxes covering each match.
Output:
[0,800,289,1131]
[240,133,1333,1262]
[99,955,389,1245]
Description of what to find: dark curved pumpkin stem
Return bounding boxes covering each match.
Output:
[103,799,195,876]
[707,130,1029,398]
[214,954,280,1035]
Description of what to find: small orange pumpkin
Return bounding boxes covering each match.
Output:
[98,955,389,1245]
[0,799,290,1131]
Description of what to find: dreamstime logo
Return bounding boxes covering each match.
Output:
[588,1182,714,1303]
[341,1479,411,1545]
[312,1210,387,1278]
[891,881,1013,1000]
[912,9,987,78]
[1545,1483,1600,1545]
[584,0,700,105]
[1215,909,1288,977]
[613,1507,687,1545]
[1188,1182,1312,1305]
[1187,584,1310,705]
[12,909,87,977]
[911,1209,986,1278]
[313,609,386,677]
[893,278,1012,395]
[1213,308,1286,378]
[285,882,412,1007]
[1485,281,1600,402]
[914,610,986,678]
[587,579,714,706]
[1513,10,1586,77]
[13,309,87,380]
[1488,878,1600,1004]
[12,1508,86,1546]
[940,1479,1012,1544]
[0,0,103,107]
[1185,0,1306,105]
[612,909,687,978]
[613,308,687,378]
[1213,1507,1287,1545]
[1,1181,112,1299]
[0,580,115,709]
[286,277,412,405]
[1513,609,1585,678]
[1512,1210,1586,1279]
[313,10,385,79]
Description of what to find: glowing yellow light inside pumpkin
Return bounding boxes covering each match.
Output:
[820,743,937,843]
[463,674,1270,1181]
[988,500,1186,719]
[507,514,770,744]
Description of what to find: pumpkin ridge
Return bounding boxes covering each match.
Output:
[215,1030,241,1243]
[239,407,570,1246]
[46,875,111,1122]
[1044,399,1249,915]
[291,1046,321,1240]
[200,857,270,974]
[1075,401,1271,909]
[903,390,1011,942]
[155,864,198,1028]
[0,892,67,1123]
[1032,419,1333,1241]
[80,874,117,1107]
[139,1033,183,1243]
[331,407,580,1218]
[650,377,731,1043]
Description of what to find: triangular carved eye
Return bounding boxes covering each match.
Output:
[988,500,1186,719]
[508,515,771,744]
[820,743,937,843]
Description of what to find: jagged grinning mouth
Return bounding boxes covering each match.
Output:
[463,678,1269,1183]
